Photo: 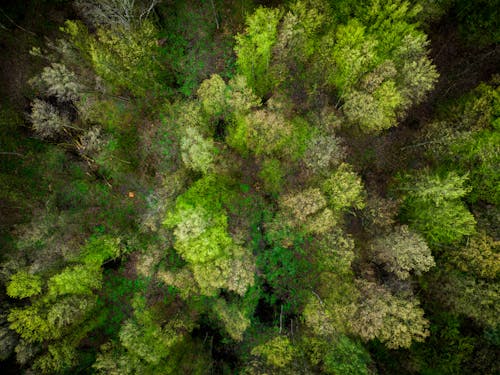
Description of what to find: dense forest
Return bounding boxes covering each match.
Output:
[0,0,498,373]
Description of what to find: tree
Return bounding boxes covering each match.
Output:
[213,299,251,341]
[235,7,282,97]
[251,336,296,368]
[48,264,102,297]
[372,225,435,279]
[31,63,83,102]
[180,127,216,173]
[322,163,365,212]
[29,99,74,139]
[227,75,261,115]
[448,231,499,280]
[6,271,42,299]
[322,335,370,375]
[73,19,164,97]
[75,0,159,30]
[302,133,346,174]
[279,188,327,224]
[258,158,284,194]
[398,171,476,245]
[440,273,499,328]
[326,19,377,95]
[197,74,227,117]
[352,280,430,349]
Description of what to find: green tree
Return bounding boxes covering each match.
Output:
[251,336,296,368]
[398,171,476,245]
[322,163,365,212]
[323,335,370,375]
[235,7,282,97]
[197,74,227,117]
[6,271,42,299]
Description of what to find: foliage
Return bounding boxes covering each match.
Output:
[6,271,42,298]
[398,171,476,245]
[323,335,370,375]
[448,231,499,280]
[322,163,365,212]
[0,0,497,373]
[31,63,82,102]
[251,336,296,368]
[197,74,228,117]
[353,280,430,349]
[258,158,284,194]
[180,127,216,173]
[235,7,282,97]
[29,99,73,138]
[372,225,435,279]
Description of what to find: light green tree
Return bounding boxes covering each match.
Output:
[399,171,476,245]
[235,7,282,97]
[6,271,42,299]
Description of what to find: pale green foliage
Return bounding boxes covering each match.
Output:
[6,271,42,298]
[278,188,339,234]
[302,133,345,173]
[192,249,255,296]
[303,273,358,336]
[48,264,102,297]
[246,110,295,157]
[157,268,200,299]
[119,320,176,364]
[33,63,82,102]
[449,231,500,279]
[353,281,429,349]
[213,299,250,341]
[235,7,282,97]
[93,342,142,375]
[343,80,402,131]
[164,175,254,296]
[226,114,250,155]
[403,171,470,204]
[15,339,40,365]
[227,75,261,115]
[372,225,435,279]
[30,99,72,138]
[47,295,96,330]
[322,163,365,212]
[306,208,337,235]
[180,127,215,173]
[280,188,327,223]
[303,231,358,335]
[251,336,296,368]
[398,56,438,105]
[272,1,326,88]
[197,74,227,117]
[173,215,232,264]
[119,294,188,364]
